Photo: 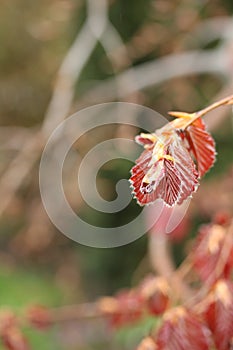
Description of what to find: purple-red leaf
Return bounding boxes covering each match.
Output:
[130,133,199,206]
[156,307,211,350]
[203,280,233,350]
[185,118,216,177]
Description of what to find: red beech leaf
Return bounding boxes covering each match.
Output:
[130,107,216,207]
[27,305,52,330]
[156,307,211,350]
[185,118,216,177]
[100,290,143,328]
[130,133,199,206]
[1,327,30,350]
[139,277,170,315]
[155,158,181,206]
[192,224,230,282]
[203,280,233,350]
[0,311,16,335]
[130,148,157,205]
[166,136,199,204]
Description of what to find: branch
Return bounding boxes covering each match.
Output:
[50,302,102,323]
[0,127,34,151]
[0,0,110,217]
[203,80,233,130]
[148,233,193,300]
[183,16,233,47]
[85,0,139,103]
[42,0,109,136]
[75,47,230,106]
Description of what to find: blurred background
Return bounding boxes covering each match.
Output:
[0,0,233,349]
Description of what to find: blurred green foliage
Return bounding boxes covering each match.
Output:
[114,315,159,349]
[0,266,61,307]
[0,266,62,350]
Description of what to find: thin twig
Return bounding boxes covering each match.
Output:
[50,302,102,323]
[148,233,193,301]
[203,81,233,130]
[168,92,233,128]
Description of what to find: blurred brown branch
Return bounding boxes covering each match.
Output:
[183,16,233,46]
[0,127,34,151]
[50,302,102,323]
[0,0,117,218]
[76,46,232,107]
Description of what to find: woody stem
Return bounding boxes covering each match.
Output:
[183,94,233,128]
[195,94,233,119]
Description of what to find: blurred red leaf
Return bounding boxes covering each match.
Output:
[213,212,232,226]
[1,327,29,350]
[0,310,16,335]
[27,305,52,330]
[203,280,233,350]
[99,290,143,328]
[193,223,233,282]
[139,276,170,316]
[156,307,211,350]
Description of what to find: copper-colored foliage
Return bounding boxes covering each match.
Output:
[0,311,29,350]
[99,290,143,328]
[203,280,233,350]
[1,327,29,350]
[156,307,211,350]
[193,223,233,282]
[185,118,216,178]
[130,131,199,207]
[99,277,171,328]
[130,95,233,207]
[27,305,52,331]
[139,276,170,316]
[130,116,214,207]
[103,218,233,349]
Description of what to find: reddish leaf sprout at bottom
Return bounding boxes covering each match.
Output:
[155,306,211,350]
[203,280,233,350]
[0,310,29,350]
